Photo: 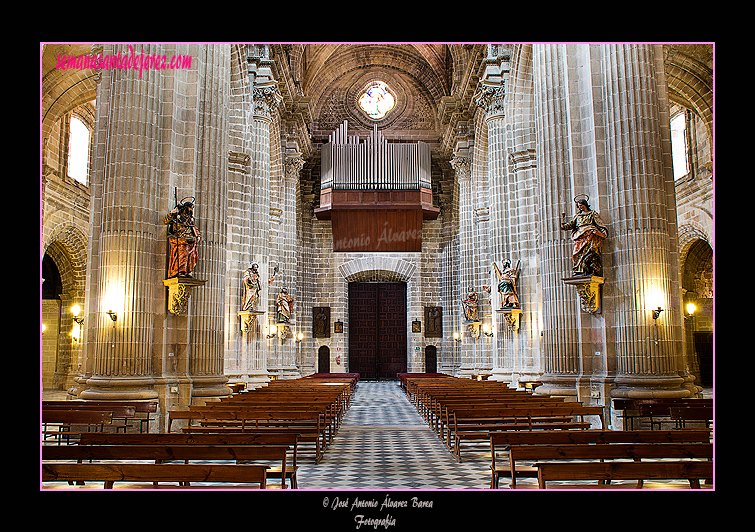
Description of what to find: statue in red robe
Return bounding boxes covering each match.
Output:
[164,199,200,278]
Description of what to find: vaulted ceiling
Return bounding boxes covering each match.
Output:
[41,43,714,157]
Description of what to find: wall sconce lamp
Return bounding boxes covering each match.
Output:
[71,305,84,325]
[296,332,304,342]
[452,331,460,341]
[686,303,697,316]
[106,310,118,322]
[652,307,663,321]
[71,305,84,341]
[482,323,494,338]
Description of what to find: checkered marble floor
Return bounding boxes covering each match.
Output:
[297,381,493,490]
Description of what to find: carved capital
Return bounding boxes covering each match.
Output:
[450,154,471,180]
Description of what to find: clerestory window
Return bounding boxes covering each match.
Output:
[67,115,90,186]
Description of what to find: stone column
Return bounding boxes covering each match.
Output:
[282,153,304,378]
[246,45,282,386]
[82,43,162,401]
[532,44,581,398]
[184,44,231,399]
[600,44,688,398]
[450,151,473,377]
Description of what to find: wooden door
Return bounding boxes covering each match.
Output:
[348,282,407,380]
[318,346,330,373]
[425,345,437,373]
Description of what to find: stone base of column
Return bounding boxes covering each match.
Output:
[80,376,158,400]
[610,374,690,399]
[247,370,271,389]
[191,375,232,399]
[533,374,578,399]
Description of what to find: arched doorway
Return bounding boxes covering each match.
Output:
[318,346,330,373]
[425,345,437,373]
[348,282,407,380]
[682,239,713,387]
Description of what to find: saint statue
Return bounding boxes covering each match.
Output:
[561,195,608,277]
[241,263,262,312]
[164,197,201,278]
[462,288,479,322]
[493,259,520,309]
[276,287,296,324]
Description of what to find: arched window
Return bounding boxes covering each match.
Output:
[67,115,90,185]
[671,110,689,180]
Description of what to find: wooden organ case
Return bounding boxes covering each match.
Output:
[314,121,440,252]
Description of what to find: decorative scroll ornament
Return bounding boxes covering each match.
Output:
[500,308,522,332]
[163,277,206,316]
[563,275,605,314]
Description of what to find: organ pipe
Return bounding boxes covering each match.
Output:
[321,121,431,190]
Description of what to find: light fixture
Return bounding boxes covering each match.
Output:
[452,331,460,341]
[652,307,663,321]
[71,305,84,341]
[686,302,697,316]
[71,305,84,325]
[296,332,304,342]
[482,323,494,338]
[106,310,117,322]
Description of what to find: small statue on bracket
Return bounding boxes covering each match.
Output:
[276,287,296,324]
[241,263,262,312]
[462,288,479,323]
[164,193,201,278]
[493,259,520,309]
[561,194,608,277]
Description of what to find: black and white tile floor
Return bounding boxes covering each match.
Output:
[297,381,493,490]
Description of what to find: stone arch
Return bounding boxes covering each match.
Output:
[338,256,417,283]
[678,222,713,268]
[43,224,88,297]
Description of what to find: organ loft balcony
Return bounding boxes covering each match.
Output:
[314,121,440,252]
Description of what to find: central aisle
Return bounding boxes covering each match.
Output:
[297,381,490,490]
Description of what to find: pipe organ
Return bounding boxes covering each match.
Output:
[315,121,439,252]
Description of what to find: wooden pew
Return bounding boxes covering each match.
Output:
[42,410,114,444]
[79,432,301,488]
[613,398,712,430]
[536,461,713,489]
[42,463,269,489]
[43,403,135,434]
[42,443,287,488]
[43,400,158,433]
[670,406,714,429]
[170,408,326,463]
[489,429,712,488]
[449,405,605,461]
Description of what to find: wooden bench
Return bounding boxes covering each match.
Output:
[670,406,713,429]
[42,410,114,444]
[43,400,158,433]
[42,463,269,489]
[170,409,326,463]
[489,429,712,488]
[449,405,605,461]
[613,398,712,430]
[536,461,713,489]
[42,442,288,488]
[79,431,301,488]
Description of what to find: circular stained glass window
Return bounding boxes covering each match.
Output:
[358,81,396,120]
